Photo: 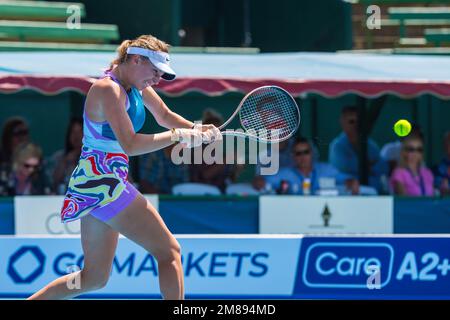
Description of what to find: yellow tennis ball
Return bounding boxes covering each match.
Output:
[394,119,412,137]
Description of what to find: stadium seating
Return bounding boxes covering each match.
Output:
[0,0,86,21]
[336,185,379,196]
[424,27,450,45]
[0,0,119,51]
[0,20,119,43]
[225,183,259,196]
[351,1,450,53]
[172,183,222,196]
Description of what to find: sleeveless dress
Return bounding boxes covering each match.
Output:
[60,71,146,223]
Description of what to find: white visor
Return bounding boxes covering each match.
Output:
[126,47,176,81]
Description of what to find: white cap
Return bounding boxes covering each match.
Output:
[126,46,176,81]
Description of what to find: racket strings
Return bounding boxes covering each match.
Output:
[239,87,299,140]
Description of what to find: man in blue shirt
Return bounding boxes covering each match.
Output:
[264,137,359,195]
[329,106,387,192]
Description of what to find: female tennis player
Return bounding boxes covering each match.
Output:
[28,35,221,300]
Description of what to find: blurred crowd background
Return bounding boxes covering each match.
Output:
[1,107,448,197]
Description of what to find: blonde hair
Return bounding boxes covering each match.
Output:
[108,35,170,70]
[12,142,42,172]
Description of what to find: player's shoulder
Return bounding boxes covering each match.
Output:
[92,77,121,94]
[88,77,125,103]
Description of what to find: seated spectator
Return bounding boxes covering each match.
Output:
[381,124,423,176]
[255,137,320,176]
[255,138,295,176]
[0,142,52,196]
[329,105,387,192]
[263,137,359,195]
[46,117,83,194]
[433,131,450,196]
[252,136,320,191]
[190,109,244,192]
[0,117,30,166]
[139,144,190,194]
[390,135,434,196]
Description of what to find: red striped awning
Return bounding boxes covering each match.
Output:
[2,74,450,99]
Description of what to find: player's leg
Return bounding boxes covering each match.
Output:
[105,193,184,300]
[27,214,119,300]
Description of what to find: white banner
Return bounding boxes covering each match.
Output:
[0,235,301,298]
[14,195,159,235]
[259,196,393,234]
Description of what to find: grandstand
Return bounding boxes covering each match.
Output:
[0,0,120,52]
[351,0,450,54]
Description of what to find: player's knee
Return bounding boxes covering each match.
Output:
[81,269,110,290]
[94,274,110,290]
[155,241,181,263]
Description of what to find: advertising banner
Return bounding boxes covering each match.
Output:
[260,196,393,234]
[14,195,159,235]
[0,235,301,298]
[293,236,450,299]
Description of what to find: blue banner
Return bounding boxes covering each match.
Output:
[160,199,258,234]
[0,236,300,299]
[1,196,450,235]
[1,235,450,299]
[294,236,450,299]
[394,198,450,233]
[0,201,14,235]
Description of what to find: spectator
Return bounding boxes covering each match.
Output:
[46,118,83,194]
[329,106,387,192]
[0,117,30,166]
[390,135,434,196]
[190,109,244,191]
[139,144,190,194]
[263,137,358,195]
[252,136,320,191]
[255,138,294,176]
[381,123,423,176]
[0,142,52,196]
[433,131,450,196]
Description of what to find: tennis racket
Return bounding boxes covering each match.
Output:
[218,86,300,143]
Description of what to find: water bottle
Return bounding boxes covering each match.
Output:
[302,178,311,195]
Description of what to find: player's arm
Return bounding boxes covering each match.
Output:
[97,81,178,156]
[142,86,194,129]
[142,86,221,143]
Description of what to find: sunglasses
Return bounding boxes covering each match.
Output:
[23,163,39,170]
[404,146,423,153]
[347,119,357,125]
[294,149,311,156]
[13,128,29,136]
